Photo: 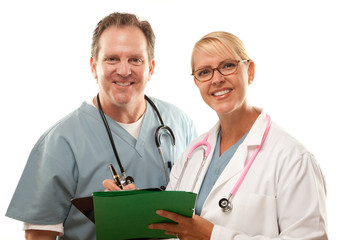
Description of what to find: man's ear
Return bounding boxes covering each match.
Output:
[90,57,97,79]
[148,59,155,82]
[194,78,199,86]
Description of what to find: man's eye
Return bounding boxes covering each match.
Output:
[129,58,143,65]
[105,58,119,63]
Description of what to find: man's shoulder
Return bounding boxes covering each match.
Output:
[40,103,94,137]
[147,96,184,114]
[147,96,194,127]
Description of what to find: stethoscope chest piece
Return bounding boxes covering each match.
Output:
[219,197,232,212]
[217,114,272,213]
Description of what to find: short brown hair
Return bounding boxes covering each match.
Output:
[91,12,155,62]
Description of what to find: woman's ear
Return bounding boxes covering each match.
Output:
[194,78,199,86]
[248,61,255,84]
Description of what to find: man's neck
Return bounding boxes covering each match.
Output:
[92,96,147,124]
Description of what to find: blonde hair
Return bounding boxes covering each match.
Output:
[191,31,250,72]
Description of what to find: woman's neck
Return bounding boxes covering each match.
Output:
[218,106,259,155]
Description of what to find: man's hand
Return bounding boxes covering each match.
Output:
[102,179,136,191]
[25,230,58,240]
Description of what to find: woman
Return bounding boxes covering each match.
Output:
[147,31,328,239]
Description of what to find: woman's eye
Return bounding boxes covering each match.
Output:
[222,62,236,69]
[198,69,211,77]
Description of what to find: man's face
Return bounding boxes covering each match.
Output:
[91,26,154,111]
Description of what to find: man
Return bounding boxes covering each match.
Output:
[6,12,197,240]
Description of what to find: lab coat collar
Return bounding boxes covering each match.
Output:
[207,108,269,194]
[208,107,268,148]
[242,108,268,147]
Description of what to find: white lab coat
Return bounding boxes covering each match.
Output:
[167,110,328,240]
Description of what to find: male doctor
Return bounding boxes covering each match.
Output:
[6,12,197,240]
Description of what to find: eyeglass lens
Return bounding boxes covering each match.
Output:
[194,60,239,81]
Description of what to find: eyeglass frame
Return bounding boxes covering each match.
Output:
[191,59,249,82]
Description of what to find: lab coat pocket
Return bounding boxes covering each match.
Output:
[237,192,278,236]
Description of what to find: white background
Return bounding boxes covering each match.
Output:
[1,0,359,239]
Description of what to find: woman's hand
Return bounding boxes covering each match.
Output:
[148,210,214,240]
[102,179,136,191]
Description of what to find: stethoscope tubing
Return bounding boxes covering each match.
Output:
[96,94,176,185]
[157,146,170,183]
[229,114,271,196]
[97,94,126,175]
[175,114,271,212]
[175,134,211,192]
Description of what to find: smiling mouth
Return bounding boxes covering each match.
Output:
[114,82,133,86]
[213,89,231,96]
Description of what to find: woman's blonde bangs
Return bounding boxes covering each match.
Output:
[191,31,250,72]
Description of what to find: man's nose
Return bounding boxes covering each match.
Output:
[116,61,131,77]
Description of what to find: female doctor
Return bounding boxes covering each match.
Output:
[148,31,328,239]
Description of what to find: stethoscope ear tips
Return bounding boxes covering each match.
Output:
[219,198,232,212]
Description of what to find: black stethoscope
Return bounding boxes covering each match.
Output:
[96,94,176,189]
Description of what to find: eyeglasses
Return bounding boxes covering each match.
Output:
[192,59,249,82]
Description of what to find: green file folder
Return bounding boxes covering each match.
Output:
[92,190,197,239]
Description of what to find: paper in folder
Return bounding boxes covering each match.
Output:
[91,189,196,239]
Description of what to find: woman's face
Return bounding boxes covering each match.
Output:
[192,49,254,117]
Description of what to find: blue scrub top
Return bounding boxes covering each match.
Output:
[195,130,248,215]
[6,97,197,240]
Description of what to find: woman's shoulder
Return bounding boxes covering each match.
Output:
[266,121,315,169]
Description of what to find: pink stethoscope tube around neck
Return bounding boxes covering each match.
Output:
[219,114,271,212]
[175,114,271,212]
[229,114,271,196]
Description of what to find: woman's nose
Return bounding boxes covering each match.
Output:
[211,69,225,85]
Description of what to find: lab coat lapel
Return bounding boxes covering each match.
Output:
[210,112,269,193]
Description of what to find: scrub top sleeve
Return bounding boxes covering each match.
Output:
[176,112,198,152]
[276,152,328,239]
[6,135,78,225]
[187,118,198,144]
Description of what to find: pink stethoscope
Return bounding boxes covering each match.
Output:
[175,114,271,212]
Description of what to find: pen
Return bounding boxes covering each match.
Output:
[109,164,123,189]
